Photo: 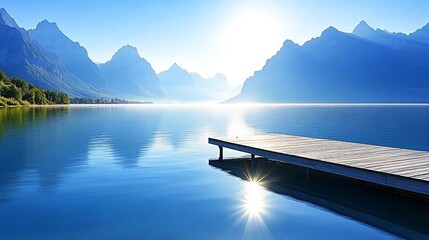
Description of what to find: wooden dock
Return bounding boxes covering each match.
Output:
[208,134,429,196]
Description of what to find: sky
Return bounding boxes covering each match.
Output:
[2,0,429,85]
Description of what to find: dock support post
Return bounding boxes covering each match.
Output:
[251,154,255,172]
[218,146,223,160]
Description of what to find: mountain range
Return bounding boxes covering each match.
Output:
[158,63,237,102]
[229,20,429,103]
[1,6,429,103]
[0,8,98,97]
[0,8,233,101]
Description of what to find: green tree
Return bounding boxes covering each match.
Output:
[4,85,22,100]
[34,88,47,105]
[0,81,7,96]
[11,77,29,94]
[0,70,7,82]
[0,70,70,106]
[23,89,36,103]
[58,92,70,104]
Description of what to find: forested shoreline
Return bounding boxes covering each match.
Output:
[71,97,152,104]
[0,70,70,107]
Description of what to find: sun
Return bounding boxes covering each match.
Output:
[219,9,283,85]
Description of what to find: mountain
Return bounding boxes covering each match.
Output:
[98,45,164,99]
[161,63,195,87]
[28,20,106,88]
[409,23,429,44]
[0,8,98,97]
[0,8,29,38]
[192,72,230,92]
[351,20,376,38]
[229,22,429,103]
[191,72,239,101]
[352,20,418,48]
[158,63,236,102]
[158,63,196,101]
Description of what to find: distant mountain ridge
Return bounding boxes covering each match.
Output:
[28,20,106,89]
[0,8,166,99]
[0,8,29,38]
[158,63,237,102]
[410,23,429,44]
[0,8,98,97]
[99,45,164,99]
[229,21,429,103]
[158,63,196,101]
[0,8,227,101]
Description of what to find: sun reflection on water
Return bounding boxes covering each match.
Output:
[239,175,272,239]
[243,180,266,219]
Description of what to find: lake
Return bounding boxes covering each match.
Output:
[0,105,428,239]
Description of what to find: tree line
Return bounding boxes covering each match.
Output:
[71,97,152,104]
[0,70,70,106]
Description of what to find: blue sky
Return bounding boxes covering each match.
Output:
[2,0,429,85]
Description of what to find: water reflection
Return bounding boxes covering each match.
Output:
[0,105,428,238]
[1,105,428,198]
[236,163,272,240]
[0,107,72,199]
[239,155,276,223]
[209,158,429,239]
[0,105,243,199]
[0,107,67,135]
[105,108,160,167]
[240,163,271,221]
[243,180,266,219]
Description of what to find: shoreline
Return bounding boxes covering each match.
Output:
[2,102,429,109]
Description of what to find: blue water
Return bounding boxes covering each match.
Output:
[0,105,428,239]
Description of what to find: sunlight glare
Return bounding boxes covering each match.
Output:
[236,176,272,239]
[242,179,267,219]
[244,181,266,217]
[226,111,256,137]
[219,9,284,85]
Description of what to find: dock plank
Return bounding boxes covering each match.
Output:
[209,134,429,196]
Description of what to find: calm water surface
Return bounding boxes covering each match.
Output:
[0,105,428,239]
